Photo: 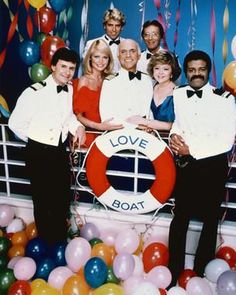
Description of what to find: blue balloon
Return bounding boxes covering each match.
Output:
[25,237,48,262]
[34,257,56,280]
[49,241,67,266]
[48,0,69,13]
[19,41,40,66]
[84,257,108,288]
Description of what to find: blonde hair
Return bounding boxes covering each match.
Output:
[103,8,126,27]
[83,39,114,76]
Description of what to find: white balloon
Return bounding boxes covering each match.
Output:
[135,281,160,295]
[132,255,144,276]
[6,218,25,233]
[167,286,188,295]
[205,258,230,283]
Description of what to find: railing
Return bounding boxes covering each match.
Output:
[0,124,235,221]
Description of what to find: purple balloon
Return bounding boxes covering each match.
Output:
[113,253,135,280]
[186,277,213,295]
[217,270,236,295]
[80,222,100,241]
[146,265,172,289]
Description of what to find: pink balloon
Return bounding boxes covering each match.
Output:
[65,237,91,272]
[7,256,22,269]
[168,286,188,295]
[135,281,160,295]
[146,265,172,289]
[123,275,146,295]
[80,222,100,241]
[0,204,14,227]
[113,253,135,280]
[186,277,213,295]
[115,229,139,254]
[6,218,25,233]
[48,266,73,290]
[132,255,144,276]
[100,230,117,246]
[13,257,36,280]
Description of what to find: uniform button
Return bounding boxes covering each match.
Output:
[50,137,53,140]
[50,128,53,131]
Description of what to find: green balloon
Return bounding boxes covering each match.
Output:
[0,268,15,294]
[106,266,120,284]
[0,237,11,255]
[0,254,8,269]
[30,63,51,83]
[89,238,103,247]
[36,32,48,45]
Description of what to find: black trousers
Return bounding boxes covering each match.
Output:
[25,138,71,245]
[168,153,228,286]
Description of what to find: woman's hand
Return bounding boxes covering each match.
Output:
[126,115,147,126]
[99,118,123,131]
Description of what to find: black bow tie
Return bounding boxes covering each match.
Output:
[129,71,141,81]
[146,53,152,59]
[187,89,202,98]
[109,39,120,46]
[57,85,68,93]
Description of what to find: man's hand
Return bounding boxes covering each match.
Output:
[170,133,190,156]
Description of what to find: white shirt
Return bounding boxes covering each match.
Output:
[83,34,124,73]
[137,47,163,74]
[8,75,82,146]
[170,83,236,159]
[99,68,153,125]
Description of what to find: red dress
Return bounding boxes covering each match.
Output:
[73,84,102,147]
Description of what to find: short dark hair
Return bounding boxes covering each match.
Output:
[51,47,79,66]
[183,50,212,76]
[141,20,164,39]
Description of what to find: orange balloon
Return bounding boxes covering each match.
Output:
[41,36,66,68]
[223,61,236,89]
[109,246,117,265]
[25,222,38,240]
[62,275,90,295]
[0,229,3,237]
[8,244,25,259]
[91,243,113,265]
[11,230,28,247]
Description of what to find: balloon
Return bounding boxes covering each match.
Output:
[84,257,108,288]
[0,237,11,254]
[8,280,31,295]
[167,286,188,295]
[100,230,117,246]
[205,258,230,283]
[178,269,197,289]
[216,270,236,295]
[31,278,47,291]
[19,40,40,66]
[31,285,60,295]
[14,257,37,280]
[92,283,124,295]
[113,253,135,280]
[34,7,56,34]
[0,204,14,227]
[25,237,48,262]
[49,241,67,266]
[91,242,113,265]
[106,266,120,284]
[159,289,167,295]
[36,32,48,46]
[30,63,51,83]
[8,244,25,259]
[216,246,236,268]
[115,229,139,254]
[186,277,213,295]
[231,35,236,59]
[132,254,144,276]
[11,230,28,246]
[62,274,90,295]
[49,0,69,13]
[0,268,16,294]
[0,253,8,269]
[65,237,91,272]
[34,257,56,280]
[6,218,25,233]
[222,61,236,89]
[48,266,73,290]
[123,275,146,295]
[90,238,103,247]
[135,281,160,295]
[41,36,66,68]
[142,242,169,272]
[28,0,47,9]
[7,256,22,269]
[146,265,172,289]
[80,222,100,241]
[25,222,38,240]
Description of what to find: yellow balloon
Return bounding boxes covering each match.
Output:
[31,279,47,291]
[28,0,47,9]
[92,283,124,295]
[223,61,236,89]
[31,285,60,295]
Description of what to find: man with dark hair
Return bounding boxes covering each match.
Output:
[167,50,236,288]
[83,8,126,72]
[9,47,86,246]
[137,20,165,73]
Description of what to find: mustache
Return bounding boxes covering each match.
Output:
[190,75,204,81]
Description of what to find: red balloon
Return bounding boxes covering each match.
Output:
[178,268,197,289]
[159,288,167,295]
[142,242,169,272]
[216,246,236,268]
[8,280,31,295]
[41,36,65,68]
[34,7,56,34]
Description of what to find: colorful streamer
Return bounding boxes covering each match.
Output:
[173,0,181,52]
[210,3,216,86]
[222,0,229,64]
[188,0,197,51]
[164,0,171,29]
[139,1,146,42]
[24,0,34,39]
[154,0,168,50]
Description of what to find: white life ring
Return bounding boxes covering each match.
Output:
[86,129,176,214]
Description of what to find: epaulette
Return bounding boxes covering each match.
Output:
[176,84,188,89]
[213,87,231,98]
[30,81,46,91]
[105,73,118,81]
